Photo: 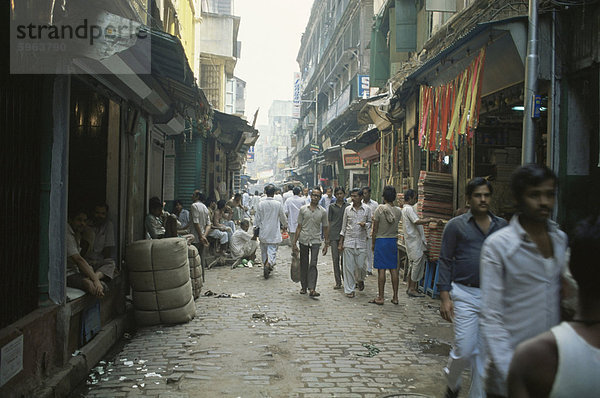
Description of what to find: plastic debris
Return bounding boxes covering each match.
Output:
[357,343,381,357]
[72,350,81,357]
[124,361,134,366]
[145,372,162,378]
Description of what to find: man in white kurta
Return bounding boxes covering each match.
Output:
[362,187,379,274]
[402,189,429,297]
[230,219,258,260]
[255,184,288,271]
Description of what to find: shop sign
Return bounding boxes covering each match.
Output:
[310,143,320,154]
[344,153,361,166]
[292,72,301,118]
[358,75,370,99]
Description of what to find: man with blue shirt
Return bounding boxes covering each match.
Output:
[438,177,508,398]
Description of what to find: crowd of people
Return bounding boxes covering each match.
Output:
[64,163,600,397]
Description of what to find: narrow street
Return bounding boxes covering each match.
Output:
[80,244,453,398]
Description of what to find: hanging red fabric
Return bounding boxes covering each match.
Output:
[429,86,439,152]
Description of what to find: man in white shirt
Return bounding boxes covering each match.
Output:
[83,203,117,280]
[230,219,258,261]
[282,183,294,204]
[480,164,568,398]
[507,215,599,398]
[66,209,107,298]
[255,184,288,278]
[338,188,372,298]
[402,189,440,297]
[284,187,305,245]
[362,186,379,275]
[242,190,250,209]
[318,187,333,212]
[273,188,284,204]
[190,190,210,251]
[292,187,329,297]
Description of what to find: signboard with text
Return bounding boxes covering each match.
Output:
[292,72,301,118]
[342,149,366,169]
[358,75,370,99]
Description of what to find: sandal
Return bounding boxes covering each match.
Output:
[369,298,384,305]
[300,289,307,294]
[391,298,399,305]
[309,291,320,297]
[345,292,355,298]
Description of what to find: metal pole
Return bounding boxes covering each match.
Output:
[313,90,318,186]
[522,0,539,164]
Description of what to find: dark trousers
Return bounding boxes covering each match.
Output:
[330,239,343,286]
[299,243,320,291]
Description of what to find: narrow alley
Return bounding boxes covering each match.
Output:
[79,244,453,398]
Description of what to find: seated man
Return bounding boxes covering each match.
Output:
[145,197,178,239]
[173,199,191,234]
[67,208,111,298]
[230,219,258,261]
[217,200,235,242]
[206,197,229,254]
[82,203,117,280]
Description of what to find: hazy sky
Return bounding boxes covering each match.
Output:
[234,0,313,125]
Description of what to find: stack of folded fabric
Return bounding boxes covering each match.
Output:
[417,171,453,261]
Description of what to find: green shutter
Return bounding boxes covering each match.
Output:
[370,13,391,88]
[175,135,205,209]
[395,0,417,52]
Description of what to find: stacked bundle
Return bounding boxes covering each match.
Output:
[187,245,203,299]
[417,171,453,261]
[127,238,196,326]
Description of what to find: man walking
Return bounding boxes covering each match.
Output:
[438,178,508,398]
[480,164,568,397]
[338,188,371,298]
[255,184,288,278]
[507,215,600,398]
[402,189,440,297]
[282,183,294,204]
[292,187,329,298]
[328,187,348,289]
[319,187,333,212]
[284,187,305,246]
[362,186,379,275]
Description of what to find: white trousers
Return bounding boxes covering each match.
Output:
[208,229,228,244]
[260,243,278,267]
[342,248,366,294]
[444,282,485,398]
[365,237,374,272]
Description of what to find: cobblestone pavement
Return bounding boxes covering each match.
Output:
[80,244,455,398]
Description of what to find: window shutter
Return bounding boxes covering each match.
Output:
[395,0,417,52]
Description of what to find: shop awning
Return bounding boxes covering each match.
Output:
[358,94,392,131]
[295,162,313,176]
[213,110,259,154]
[393,17,528,100]
[344,127,379,152]
[358,140,381,161]
[71,25,211,134]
